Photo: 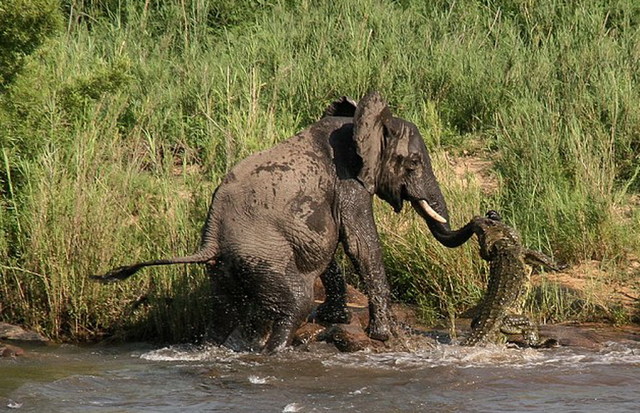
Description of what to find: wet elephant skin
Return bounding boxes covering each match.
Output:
[92,92,476,352]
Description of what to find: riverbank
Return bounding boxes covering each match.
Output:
[2,271,638,357]
[299,280,640,353]
[2,0,639,343]
[3,307,639,359]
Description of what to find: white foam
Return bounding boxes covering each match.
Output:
[349,387,368,395]
[321,340,640,371]
[282,402,303,412]
[140,344,238,362]
[139,340,640,373]
[249,375,276,384]
[519,342,640,369]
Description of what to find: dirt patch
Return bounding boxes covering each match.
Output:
[313,278,368,308]
[532,259,640,318]
[447,152,499,194]
[612,193,640,220]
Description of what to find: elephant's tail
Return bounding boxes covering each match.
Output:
[90,248,217,283]
[92,187,223,283]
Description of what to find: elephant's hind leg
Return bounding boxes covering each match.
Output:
[262,275,315,353]
[316,260,351,324]
[206,263,244,345]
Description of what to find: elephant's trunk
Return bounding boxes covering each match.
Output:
[411,200,476,248]
[408,167,476,248]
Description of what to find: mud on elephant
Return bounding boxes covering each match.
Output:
[92,91,475,352]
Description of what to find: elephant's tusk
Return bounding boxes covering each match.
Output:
[418,200,448,224]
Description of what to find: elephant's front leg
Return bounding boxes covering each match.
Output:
[338,182,394,341]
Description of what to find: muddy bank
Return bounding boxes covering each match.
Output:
[297,281,640,353]
[2,287,638,356]
[295,307,640,354]
[538,322,640,349]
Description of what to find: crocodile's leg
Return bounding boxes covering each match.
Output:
[501,314,540,347]
[523,249,567,272]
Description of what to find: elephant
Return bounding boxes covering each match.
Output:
[91,91,476,352]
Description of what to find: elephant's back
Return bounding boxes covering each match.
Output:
[212,121,347,271]
[222,129,337,207]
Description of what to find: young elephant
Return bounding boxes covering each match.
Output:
[92,92,475,352]
[462,211,564,347]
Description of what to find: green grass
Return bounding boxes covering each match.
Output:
[1,0,639,341]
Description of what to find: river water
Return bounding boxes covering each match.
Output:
[1,336,640,412]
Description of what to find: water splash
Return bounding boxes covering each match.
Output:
[320,340,640,371]
[7,339,640,412]
[282,402,304,412]
[138,339,640,373]
[140,344,238,362]
[249,375,276,384]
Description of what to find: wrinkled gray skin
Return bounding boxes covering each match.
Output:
[92,92,475,352]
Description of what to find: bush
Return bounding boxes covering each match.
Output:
[0,0,63,88]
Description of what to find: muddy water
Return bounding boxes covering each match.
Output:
[1,338,640,412]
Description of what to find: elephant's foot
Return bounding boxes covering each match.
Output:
[316,301,351,324]
[366,299,397,342]
[222,321,272,352]
[366,320,392,342]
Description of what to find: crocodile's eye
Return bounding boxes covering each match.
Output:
[486,210,502,221]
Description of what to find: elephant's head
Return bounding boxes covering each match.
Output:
[353,92,474,248]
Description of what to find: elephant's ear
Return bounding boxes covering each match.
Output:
[322,96,357,118]
[353,91,392,194]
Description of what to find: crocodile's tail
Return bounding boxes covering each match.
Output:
[523,249,567,272]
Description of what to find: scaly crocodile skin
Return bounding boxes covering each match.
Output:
[462,212,563,347]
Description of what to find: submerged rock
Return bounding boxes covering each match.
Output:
[319,321,378,353]
[0,343,25,357]
[0,322,49,357]
[292,322,326,347]
[297,286,439,353]
[294,310,378,353]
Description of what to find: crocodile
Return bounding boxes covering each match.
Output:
[461,211,564,347]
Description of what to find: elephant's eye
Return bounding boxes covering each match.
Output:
[407,155,420,171]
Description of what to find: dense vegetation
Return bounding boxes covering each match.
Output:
[1,0,639,342]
